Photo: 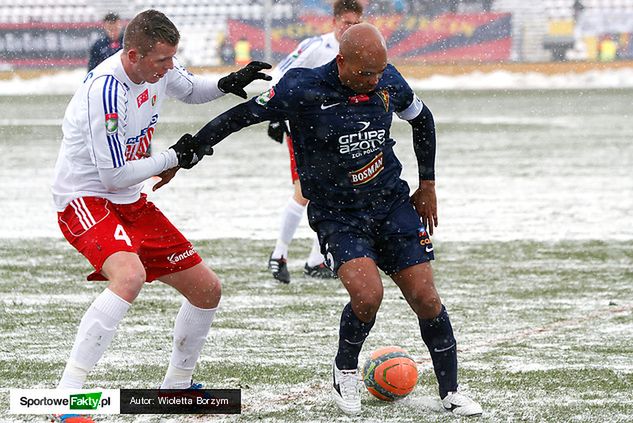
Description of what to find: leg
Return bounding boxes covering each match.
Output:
[268,181,308,283]
[273,180,308,258]
[59,252,145,388]
[382,201,481,416]
[335,257,382,369]
[332,257,382,415]
[392,263,458,398]
[158,262,221,388]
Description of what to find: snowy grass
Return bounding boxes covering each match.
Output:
[1,238,632,422]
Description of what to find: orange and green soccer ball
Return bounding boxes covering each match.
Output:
[362,346,419,401]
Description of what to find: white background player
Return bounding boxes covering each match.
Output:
[267,0,363,283]
[51,9,269,423]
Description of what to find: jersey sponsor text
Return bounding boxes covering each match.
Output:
[349,152,384,185]
[167,247,197,264]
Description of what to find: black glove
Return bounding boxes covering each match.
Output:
[170,133,214,169]
[218,61,272,99]
[267,120,288,144]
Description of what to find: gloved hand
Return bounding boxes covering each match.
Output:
[267,120,287,143]
[170,133,214,169]
[218,61,272,99]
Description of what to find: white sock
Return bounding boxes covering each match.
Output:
[58,288,130,388]
[161,300,217,389]
[306,235,326,267]
[272,198,305,259]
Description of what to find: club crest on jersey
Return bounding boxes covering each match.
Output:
[137,89,149,107]
[151,94,157,106]
[256,88,275,106]
[105,113,118,134]
[376,89,390,112]
[348,152,384,186]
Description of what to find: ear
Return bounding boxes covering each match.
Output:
[127,49,140,64]
[335,53,344,66]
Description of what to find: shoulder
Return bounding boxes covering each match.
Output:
[381,64,408,89]
[280,67,322,87]
[167,56,194,80]
[378,64,419,111]
[85,72,129,103]
[297,34,326,51]
[91,36,109,49]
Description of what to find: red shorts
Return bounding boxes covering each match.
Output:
[286,134,299,183]
[58,194,202,282]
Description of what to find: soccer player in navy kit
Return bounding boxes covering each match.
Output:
[161,23,482,417]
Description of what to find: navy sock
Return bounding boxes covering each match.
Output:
[335,302,375,370]
[419,304,458,398]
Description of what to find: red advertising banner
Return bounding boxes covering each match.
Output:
[227,12,512,63]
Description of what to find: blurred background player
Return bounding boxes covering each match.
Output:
[266,0,363,283]
[87,12,124,72]
[51,9,270,423]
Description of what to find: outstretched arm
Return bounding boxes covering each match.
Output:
[193,101,270,148]
[153,100,280,190]
[408,105,438,235]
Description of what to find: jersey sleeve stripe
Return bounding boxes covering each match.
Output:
[102,76,117,167]
[111,81,125,167]
[101,75,124,168]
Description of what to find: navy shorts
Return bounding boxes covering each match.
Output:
[307,196,434,275]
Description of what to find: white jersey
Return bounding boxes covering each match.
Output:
[52,53,223,211]
[270,32,339,84]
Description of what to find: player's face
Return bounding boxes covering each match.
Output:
[130,42,178,84]
[337,50,387,94]
[333,12,362,41]
[103,20,121,41]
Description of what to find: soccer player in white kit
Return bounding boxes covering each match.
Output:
[51,10,270,423]
[266,0,363,283]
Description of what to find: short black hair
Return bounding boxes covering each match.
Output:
[103,12,120,22]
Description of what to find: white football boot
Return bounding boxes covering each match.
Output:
[332,360,362,415]
[442,391,483,417]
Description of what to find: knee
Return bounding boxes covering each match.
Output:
[108,265,146,302]
[191,269,222,309]
[415,294,442,320]
[351,289,383,322]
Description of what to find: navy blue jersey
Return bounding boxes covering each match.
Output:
[248,60,425,210]
[88,34,123,72]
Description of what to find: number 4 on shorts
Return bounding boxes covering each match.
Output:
[114,224,132,246]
